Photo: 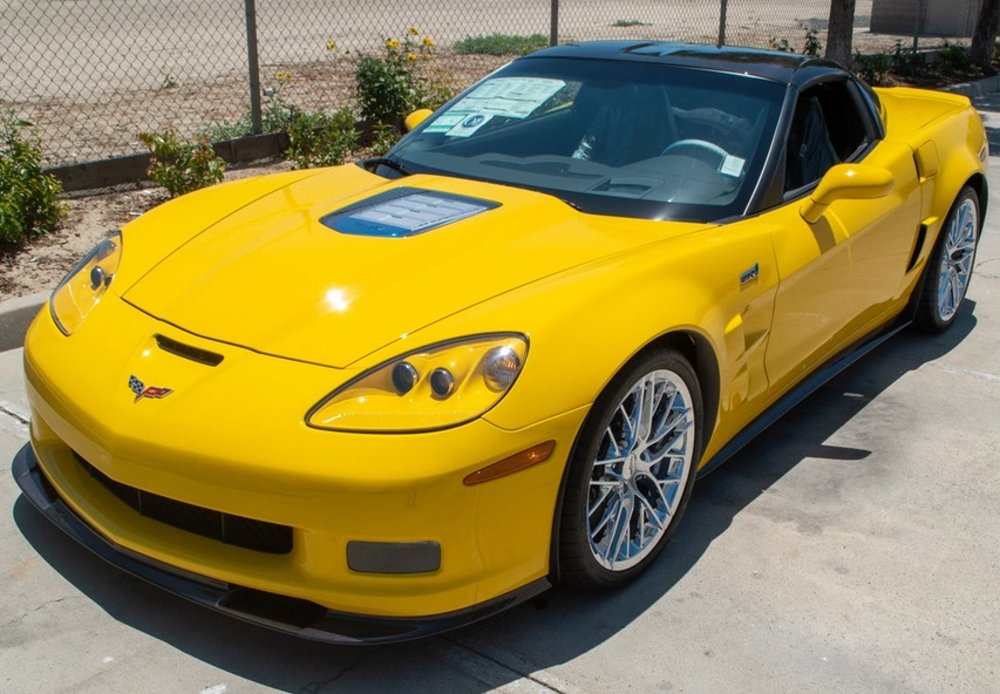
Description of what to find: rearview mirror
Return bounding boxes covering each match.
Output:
[404,109,433,132]
[800,164,894,223]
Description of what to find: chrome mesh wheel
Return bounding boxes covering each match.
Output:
[586,369,695,571]
[935,196,978,323]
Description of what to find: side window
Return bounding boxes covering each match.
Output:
[784,81,869,193]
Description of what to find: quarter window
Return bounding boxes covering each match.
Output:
[784,81,870,193]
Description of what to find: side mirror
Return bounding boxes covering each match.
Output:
[404,109,433,132]
[800,164,894,223]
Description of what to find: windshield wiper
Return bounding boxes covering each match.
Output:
[362,156,412,177]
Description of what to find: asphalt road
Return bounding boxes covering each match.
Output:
[2,152,1000,692]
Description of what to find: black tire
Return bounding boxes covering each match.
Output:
[915,186,980,333]
[558,349,703,590]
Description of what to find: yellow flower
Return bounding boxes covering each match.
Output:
[408,26,420,35]
[386,38,400,50]
[325,39,337,52]
[275,70,292,83]
[422,36,435,48]
[406,52,417,62]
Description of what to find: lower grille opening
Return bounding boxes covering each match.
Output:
[73,452,292,555]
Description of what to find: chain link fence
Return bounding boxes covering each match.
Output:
[0,0,953,169]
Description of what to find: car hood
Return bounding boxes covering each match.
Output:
[123,167,702,368]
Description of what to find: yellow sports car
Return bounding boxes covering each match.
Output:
[13,41,987,643]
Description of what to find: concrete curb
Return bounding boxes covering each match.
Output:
[941,74,1000,97]
[0,291,47,352]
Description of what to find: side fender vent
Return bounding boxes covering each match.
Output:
[906,223,928,273]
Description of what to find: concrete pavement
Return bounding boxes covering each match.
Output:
[2,150,1000,693]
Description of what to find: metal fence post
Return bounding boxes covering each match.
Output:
[550,0,559,46]
[245,0,263,134]
[718,0,728,47]
[912,0,926,52]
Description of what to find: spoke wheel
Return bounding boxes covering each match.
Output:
[559,349,702,589]
[916,187,980,333]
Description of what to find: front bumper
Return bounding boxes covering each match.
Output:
[19,297,588,635]
[13,444,549,644]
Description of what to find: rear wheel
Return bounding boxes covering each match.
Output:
[916,186,980,333]
[558,349,702,590]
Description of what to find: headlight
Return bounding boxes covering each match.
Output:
[49,233,122,335]
[306,334,528,432]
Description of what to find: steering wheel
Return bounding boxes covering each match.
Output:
[662,139,731,169]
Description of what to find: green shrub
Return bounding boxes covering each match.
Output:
[355,53,420,128]
[353,29,454,145]
[935,41,972,73]
[0,111,65,245]
[453,33,548,56]
[802,28,822,57]
[768,37,793,53]
[854,51,893,86]
[200,71,301,141]
[768,27,821,56]
[286,107,359,168]
[138,129,225,197]
[611,19,650,28]
[369,121,400,156]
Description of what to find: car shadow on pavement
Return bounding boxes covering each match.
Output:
[11,306,978,692]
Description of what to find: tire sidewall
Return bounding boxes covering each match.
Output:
[559,349,704,589]
[919,186,980,332]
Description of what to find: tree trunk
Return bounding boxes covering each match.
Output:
[825,0,857,67]
[971,0,1000,69]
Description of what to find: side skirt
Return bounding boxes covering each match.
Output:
[696,318,912,479]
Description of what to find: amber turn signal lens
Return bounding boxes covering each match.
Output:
[463,440,556,486]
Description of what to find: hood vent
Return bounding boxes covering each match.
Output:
[320,187,499,238]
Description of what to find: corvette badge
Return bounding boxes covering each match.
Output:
[128,375,172,403]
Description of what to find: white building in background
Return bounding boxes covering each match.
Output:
[871,0,983,37]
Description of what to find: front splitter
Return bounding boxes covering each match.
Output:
[11,444,550,645]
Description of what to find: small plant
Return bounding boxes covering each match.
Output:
[355,53,419,128]
[769,27,821,56]
[369,121,400,156]
[854,51,893,86]
[934,41,972,73]
[350,28,454,148]
[353,29,441,128]
[285,106,359,168]
[802,28,822,57]
[200,70,301,142]
[768,36,793,53]
[0,111,65,245]
[453,33,548,56]
[201,116,252,142]
[138,129,225,197]
[611,19,651,28]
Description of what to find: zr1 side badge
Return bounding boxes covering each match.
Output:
[740,263,760,286]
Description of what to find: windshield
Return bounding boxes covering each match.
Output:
[387,57,786,222]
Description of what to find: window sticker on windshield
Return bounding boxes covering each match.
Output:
[424,114,466,133]
[720,155,746,178]
[443,77,566,123]
[445,113,494,138]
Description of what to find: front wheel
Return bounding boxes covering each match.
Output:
[558,349,703,590]
[915,186,980,333]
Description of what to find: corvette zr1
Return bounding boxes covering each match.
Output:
[13,41,987,643]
